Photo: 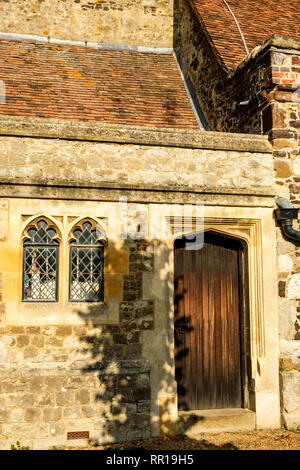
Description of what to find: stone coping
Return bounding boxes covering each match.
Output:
[0,115,272,153]
[0,183,275,207]
[229,34,300,79]
[0,32,173,54]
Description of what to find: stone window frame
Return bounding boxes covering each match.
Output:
[6,208,119,326]
[21,216,61,303]
[68,218,107,303]
[20,215,109,305]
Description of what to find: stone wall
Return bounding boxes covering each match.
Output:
[0,238,154,449]
[0,0,173,48]
[263,51,300,430]
[0,132,274,195]
[0,331,151,449]
[0,126,280,447]
[174,0,269,133]
[175,0,300,139]
[0,199,8,328]
[175,0,300,428]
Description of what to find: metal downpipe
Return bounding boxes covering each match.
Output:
[275,198,300,243]
[281,219,300,242]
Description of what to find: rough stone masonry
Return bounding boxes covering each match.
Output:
[0,125,279,448]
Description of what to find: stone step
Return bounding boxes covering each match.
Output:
[178,408,256,434]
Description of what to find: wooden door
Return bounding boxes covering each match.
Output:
[174,232,243,410]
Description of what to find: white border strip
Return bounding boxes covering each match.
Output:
[0,32,173,54]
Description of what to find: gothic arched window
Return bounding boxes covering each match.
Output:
[22,219,59,302]
[69,221,104,302]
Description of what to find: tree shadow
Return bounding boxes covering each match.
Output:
[70,234,193,447]
[174,274,195,414]
[103,434,239,450]
[69,234,237,450]
[72,237,158,446]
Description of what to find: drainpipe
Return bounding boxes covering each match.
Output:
[275,198,300,242]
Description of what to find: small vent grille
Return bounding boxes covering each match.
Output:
[67,431,89,440]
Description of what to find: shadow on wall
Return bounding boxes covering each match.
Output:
[71,233,243,449]
[70,236,204,446]
[73,237,154,446]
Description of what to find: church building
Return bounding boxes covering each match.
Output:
[0,0,299,448]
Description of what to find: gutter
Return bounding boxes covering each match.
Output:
[0,32,173,54]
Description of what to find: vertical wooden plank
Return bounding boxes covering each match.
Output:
[174,242,186,410]
[214,243,222,407]
[174,233,243,411]
[231,247,242,406]
[208,242,216,409]
[201,242,209,409]
[221,243,229,408]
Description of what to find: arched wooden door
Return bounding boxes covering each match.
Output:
[174,232,243,410]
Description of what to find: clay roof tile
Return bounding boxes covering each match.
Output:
[190,0,300,69]
[0,39,199,129]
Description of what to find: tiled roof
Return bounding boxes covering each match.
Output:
[191,0,300,69]
[0,39,199,129]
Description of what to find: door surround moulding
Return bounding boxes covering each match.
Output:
[168,216,265,358]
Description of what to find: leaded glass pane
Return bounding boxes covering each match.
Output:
[69,246,104,301]
[71,222,99,245]
[69,221,104,302]
[23,246,58,301]
[23,220,59,302]
[25,220,58,245]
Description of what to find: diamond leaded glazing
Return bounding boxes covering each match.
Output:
[23,220,59,301]
[69,222,104,302]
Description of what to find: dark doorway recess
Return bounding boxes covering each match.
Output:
[174,231,249,411]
